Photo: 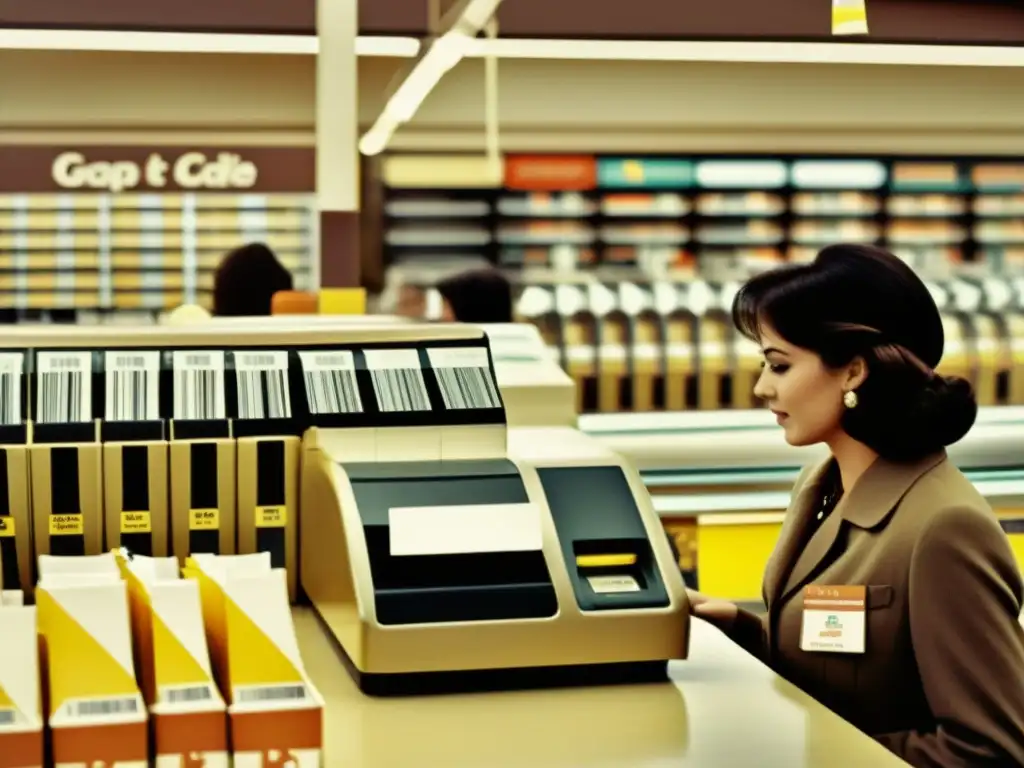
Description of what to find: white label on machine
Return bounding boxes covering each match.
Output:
[426,346,501,410]
[588,575,641,594]
[363,348,431,412]
[388,503,543,557]
[36,350,93,424]
[0,352,24,426]
[105,350,160,422]
[232,350,292,420]
[298,350,363,415]
[172,350,226,420]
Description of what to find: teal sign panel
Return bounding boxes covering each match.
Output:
[597,158,694,189]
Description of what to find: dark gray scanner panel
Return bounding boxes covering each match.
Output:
[343,459,558,625]
[537,465,670,612]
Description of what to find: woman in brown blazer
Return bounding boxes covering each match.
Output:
[689,244,1024,766]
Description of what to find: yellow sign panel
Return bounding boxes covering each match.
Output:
[189,508,220,531]
[255,506,287,529]
[0,517,14,537]
[120,511,152,534]
[50,514,84,536]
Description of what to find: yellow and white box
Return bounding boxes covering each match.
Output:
[117,552,229,768]
[0,602,43,768]
[184,553,323,768]
[36,553,148,767]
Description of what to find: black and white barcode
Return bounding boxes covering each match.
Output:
[370,368,430,412]
[237,369,290,420]
[114,355,147,368]
[64,697,140,718]
[109,370,148,421]
[39,370,85,423]
[0,709,14,726]
[434,366,501,410]
[0,372,18,426]
[304,369,362,414]
[175,370,220,420]
[236,684,307,703]
[162,686,213,704]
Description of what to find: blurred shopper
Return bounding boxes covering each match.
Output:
[688,244,1024,766]
[212,242,293,317]
[436,268,513,323]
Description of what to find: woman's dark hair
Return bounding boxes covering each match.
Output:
[212,242,293,317]
[436,268,513,323]
[732,243,977,461]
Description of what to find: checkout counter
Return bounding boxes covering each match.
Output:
[0,318,921,766]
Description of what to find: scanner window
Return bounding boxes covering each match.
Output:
[348,470,558,625]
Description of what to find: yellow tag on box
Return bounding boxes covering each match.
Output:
[255,506,287,529]
[0,517,14,537]
[121,511,152,534]
[49,514,83,536]
[189,508,220,531]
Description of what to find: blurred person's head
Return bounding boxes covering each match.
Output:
[732,243,976,462]
[212,242,293,317]
[436,268,513,323]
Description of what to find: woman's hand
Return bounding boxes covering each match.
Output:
[686,589,739,632]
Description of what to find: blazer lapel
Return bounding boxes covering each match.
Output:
[764,458,832,607]
[778,451,947,604]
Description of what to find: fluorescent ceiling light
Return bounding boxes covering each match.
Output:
[0,28,421,57]
[2,28,1021,69]
[461,38,1024,68]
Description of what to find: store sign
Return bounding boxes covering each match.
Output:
[0,146,315,194]
[51,151,258,193]
[597,159,694,189]
[504,155,596,191]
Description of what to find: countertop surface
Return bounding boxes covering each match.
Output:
[294,608,907,767]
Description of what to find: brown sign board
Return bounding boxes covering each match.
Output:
[0,0,426,36]
[0,146,315,194]
[2,0,1024,44]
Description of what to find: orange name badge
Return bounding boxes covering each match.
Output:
[799,584,866,654]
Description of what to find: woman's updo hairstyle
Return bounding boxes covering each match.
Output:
[732,244,977,462]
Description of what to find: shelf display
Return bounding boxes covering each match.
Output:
[382,153,1024,414]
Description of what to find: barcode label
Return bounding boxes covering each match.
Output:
[426,347,501,410]
[36,351,93,423]
[298,350,363,415]
[0,709,15,726]
[62,696,140,719]
[104,350,160,422]
[0,353,24,426]
[172,350,226,420]
[160,685,214,705]
[235,684,308,704]
[232,350,292,420]
[363,349,431,413]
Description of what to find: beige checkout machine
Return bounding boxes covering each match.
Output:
[298,322,689,695]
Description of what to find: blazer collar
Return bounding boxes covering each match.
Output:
[772,450,946,605]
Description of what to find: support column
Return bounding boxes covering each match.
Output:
[316,0,361,290]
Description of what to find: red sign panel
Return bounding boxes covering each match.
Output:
[504,155,597,192]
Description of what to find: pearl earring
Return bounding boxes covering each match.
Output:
[843,390,859,409]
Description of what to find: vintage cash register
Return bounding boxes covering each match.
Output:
[298,323,689,695]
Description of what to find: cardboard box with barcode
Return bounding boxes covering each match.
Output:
[0,350,33,599]
[29,349,106,565]
[184,553,322,767]
[0,598,43,768]
[230,350,301,603]
[300,323,689,695]
[102,350,171,558]
[168,350,237,564]
[36,553,148,766]
[115,550,229,768]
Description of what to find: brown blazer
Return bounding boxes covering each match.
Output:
[728,451,1024,766]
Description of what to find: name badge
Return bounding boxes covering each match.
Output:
[799,584,866,654]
